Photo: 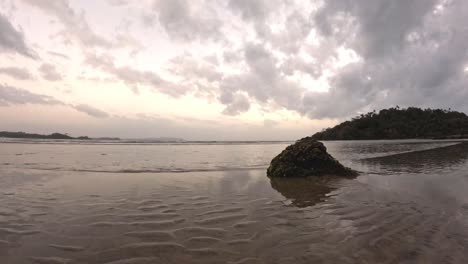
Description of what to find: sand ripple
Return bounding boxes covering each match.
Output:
[1,163,468,263]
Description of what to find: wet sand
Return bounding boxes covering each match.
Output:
[1,142,468,263]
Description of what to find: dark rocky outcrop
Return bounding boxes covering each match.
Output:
[267,137,357,178]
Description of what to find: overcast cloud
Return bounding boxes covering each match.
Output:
[72,104,109,118]
[1,0,467,139]
[0,84,62,106]
[0,13,35,58]
[39,63,63,81]
[0,67,34,80]
[0,85,109,118]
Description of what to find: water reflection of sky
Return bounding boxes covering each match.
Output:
[1,141,468,263]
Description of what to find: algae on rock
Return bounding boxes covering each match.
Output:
[267,137,357,178]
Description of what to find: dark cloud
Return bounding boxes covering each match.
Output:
[0,67,34,80]
[85,53,184,95]
[168,54,222,83]
[228,0,274,22]
[72,104,109,118]
[219,42,303,114]
[223,49,243,64]
[219,43,277,108]
[0,84,109,118]
[39,63,63,81]
[215,0,468,119]
[227,0,314,54]
[228,0,280,37]
[0,84,62,106]
[314,0,439,59]
[165,54,222,98]
[244,43,278,83]
[0,13,35,58]
[300,0,468,118]
[146,0,222,41]
[48,51,70,60]
[220,92,250,115]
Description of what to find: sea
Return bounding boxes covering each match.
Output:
[1,138,468,263]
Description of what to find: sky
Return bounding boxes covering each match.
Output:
[0,0,467,140]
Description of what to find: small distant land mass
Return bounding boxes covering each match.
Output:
[0,131,118,140]
[312,107,468,140]
[0,131,186,142]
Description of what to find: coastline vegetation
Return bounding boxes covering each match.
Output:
[312,107,468,140]
[0,131,90,140]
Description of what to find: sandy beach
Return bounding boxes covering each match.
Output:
[1,140,468,263]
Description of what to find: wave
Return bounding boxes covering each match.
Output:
[27,165,270,174]
[0,138,292,146]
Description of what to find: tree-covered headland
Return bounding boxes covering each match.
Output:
[312,107,468,140]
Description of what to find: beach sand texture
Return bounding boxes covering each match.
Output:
[1,140,468,263]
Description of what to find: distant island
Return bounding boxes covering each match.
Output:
[0,131,95,140]
[312,107,468,140]
[0,131,185,142]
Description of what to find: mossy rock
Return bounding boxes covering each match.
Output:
[267,137,357,178]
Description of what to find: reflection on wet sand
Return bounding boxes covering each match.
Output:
[2,141,468,263]
[269,177,337,208]
[362,142,468,174]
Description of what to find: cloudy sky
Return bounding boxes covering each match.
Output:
[1,0,467,140]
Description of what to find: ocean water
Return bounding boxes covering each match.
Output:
[1,139,468,263]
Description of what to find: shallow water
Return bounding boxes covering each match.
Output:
[1,140,468,263]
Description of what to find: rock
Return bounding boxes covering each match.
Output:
[267,137,357,177]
